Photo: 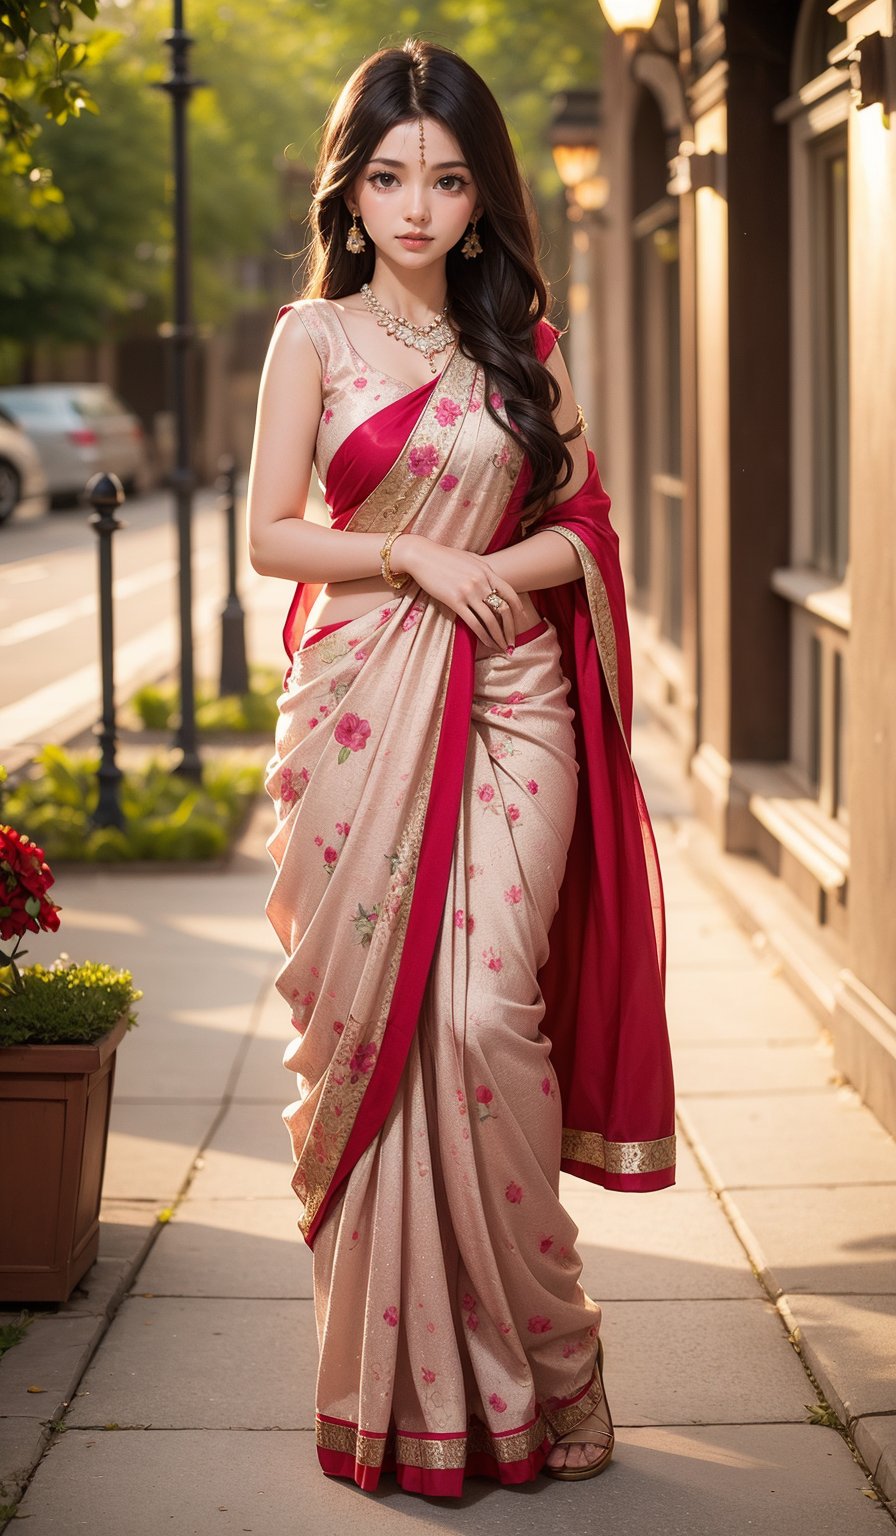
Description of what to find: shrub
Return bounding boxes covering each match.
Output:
[0,959,141,1047]
[131,667,281,735]
[2,747,263,863]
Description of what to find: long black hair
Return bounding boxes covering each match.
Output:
[298,38,577,515]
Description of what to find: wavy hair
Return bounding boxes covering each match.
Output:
[297,38,577,515]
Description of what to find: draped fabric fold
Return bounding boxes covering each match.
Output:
[265,302,676,1262]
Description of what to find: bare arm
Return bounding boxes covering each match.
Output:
[245,308,388,582]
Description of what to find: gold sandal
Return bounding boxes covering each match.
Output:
[543,1335,615,1481]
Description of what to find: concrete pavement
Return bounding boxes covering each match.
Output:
[1,651,895,1531]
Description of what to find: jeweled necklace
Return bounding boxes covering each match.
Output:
[360,281,455,373]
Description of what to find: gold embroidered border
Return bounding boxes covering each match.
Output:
[541,521,666,971]
[466,1412,550,1463]
[317,1412,550,1471]
[562,1126,677,1176]
[346,344,477,536]
[296,630,455,1239]
[316,1416,387,1468]
[539,523,623,737]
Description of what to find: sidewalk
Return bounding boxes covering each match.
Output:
[1,643,895,1531]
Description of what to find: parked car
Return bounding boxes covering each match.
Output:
[0,384,151,507]
[0,406,49,526]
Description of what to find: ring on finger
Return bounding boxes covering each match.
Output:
[484,589,505,613]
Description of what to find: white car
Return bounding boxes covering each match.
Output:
[0,383,150,507]
[0,406,49,526]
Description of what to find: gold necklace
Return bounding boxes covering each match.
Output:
[360,281,456,373]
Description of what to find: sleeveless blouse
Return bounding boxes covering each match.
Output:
[279,298,447,488]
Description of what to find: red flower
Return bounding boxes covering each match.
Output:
[539,1235,554,1253]
[383,1305,399,1326]
[408,442,439,477]
[0,825,61,944]
[334,713,372,754]
[475,1084,493,1105]
[488,1393,507,1413]
[527,1315,553,1334]
[421,1367,437,1384]
[505,1181,523,1204]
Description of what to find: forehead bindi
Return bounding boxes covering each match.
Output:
[371,119,468,171]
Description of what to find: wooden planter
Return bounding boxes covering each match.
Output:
[0,1012,129,1304]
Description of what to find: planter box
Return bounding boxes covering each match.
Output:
[0,1012,130,1304]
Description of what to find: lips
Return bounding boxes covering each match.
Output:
[398,234,432,242]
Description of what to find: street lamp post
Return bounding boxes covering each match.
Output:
[217,453,249,696]
[154,1,205,780]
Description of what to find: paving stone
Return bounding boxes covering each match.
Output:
[63,1296,316,1429]
[12,1423,883,1534]
[680,1091,896,1188]
[563,1188,760,1299]
[103,1101,219,1201]
[664,906,761,969]
[0,1314,100,1423]
[232,1030,291,1103]
[134,1197,313,1299]
[184,1102,294,1201]
[784,1293,896,1420]
[852,1412,896,1504]
[733,1185,896,1295]
[0,1415,49,1503]
[596,1298,811,1426]
[51,870,279,1103]
[673,1038,837,1094]
[664,964,821,1043]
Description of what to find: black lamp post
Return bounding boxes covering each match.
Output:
[217,453,249,696]
[86,472,125,831]
[154,1,205,779]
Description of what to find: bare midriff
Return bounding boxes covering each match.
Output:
[306,578,542,662]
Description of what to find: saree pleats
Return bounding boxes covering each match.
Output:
[309,614,604,1495]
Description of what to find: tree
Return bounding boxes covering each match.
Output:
[0,0,605,344]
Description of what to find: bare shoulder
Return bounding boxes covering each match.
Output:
[542,337,590,502]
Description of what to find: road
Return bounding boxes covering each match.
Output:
[0,486,294,765]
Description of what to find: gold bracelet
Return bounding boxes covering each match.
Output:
[380,526,409,591]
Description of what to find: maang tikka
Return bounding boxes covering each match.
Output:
[461,215,482,259]
[346,210,366,254]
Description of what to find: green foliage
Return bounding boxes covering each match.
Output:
[131,667,281,735]
[3,745,263,863]
[0,1,113,233]
[0,957,140,1046]
[0,0,605,340]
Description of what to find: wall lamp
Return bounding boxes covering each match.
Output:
[595,0,727,195]
[549,88,604,219]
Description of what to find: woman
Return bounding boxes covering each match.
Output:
[246,38,676,1499]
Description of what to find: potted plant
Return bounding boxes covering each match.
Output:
[0,819,141,1304]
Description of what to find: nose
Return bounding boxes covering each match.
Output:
[405,191,430,226]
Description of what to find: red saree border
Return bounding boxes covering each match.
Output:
[314,1365,603,1497]
[304,617,477,1247]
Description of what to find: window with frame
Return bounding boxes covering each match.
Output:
[772,0,850,832]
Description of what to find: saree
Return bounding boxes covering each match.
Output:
[263,298,676,1495]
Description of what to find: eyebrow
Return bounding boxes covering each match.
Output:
[368,157,470,171]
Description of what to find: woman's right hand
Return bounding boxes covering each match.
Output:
[392,533,528,653]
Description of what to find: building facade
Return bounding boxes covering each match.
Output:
[590,0,896,1134]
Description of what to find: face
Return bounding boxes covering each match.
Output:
[348,116,481,266]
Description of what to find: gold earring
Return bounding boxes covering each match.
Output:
[461,216,482,259]
[346,211,366,254]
